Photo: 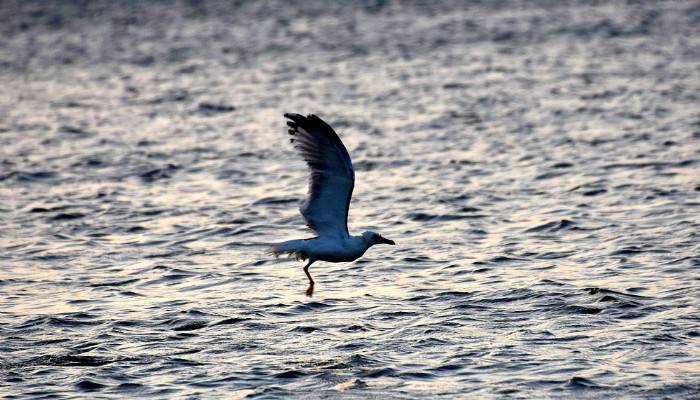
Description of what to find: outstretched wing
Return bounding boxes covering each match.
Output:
[284,113,355,238]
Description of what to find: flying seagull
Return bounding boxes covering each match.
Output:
[270,113,395,296]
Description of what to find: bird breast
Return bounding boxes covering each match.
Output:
[306,236,368,263]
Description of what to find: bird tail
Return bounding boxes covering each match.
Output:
[268,239,308,261]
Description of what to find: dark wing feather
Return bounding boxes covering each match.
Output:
[284,113,355,237]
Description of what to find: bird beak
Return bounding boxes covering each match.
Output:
[378,236,395,245]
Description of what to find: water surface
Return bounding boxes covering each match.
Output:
[1,1,700,398]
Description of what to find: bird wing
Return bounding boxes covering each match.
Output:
[284,113,355,238]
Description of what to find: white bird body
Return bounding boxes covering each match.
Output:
[278,235,370,263]
[270,113,395,296]
[311,235,370,262]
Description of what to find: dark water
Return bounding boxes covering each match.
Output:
[2,1,700,398]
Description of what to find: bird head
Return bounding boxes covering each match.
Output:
[362,231,395,246]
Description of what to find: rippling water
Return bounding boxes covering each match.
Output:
[2,1,700,398]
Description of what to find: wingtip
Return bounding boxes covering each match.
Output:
[285,113,326,125]
[284,113,305,122]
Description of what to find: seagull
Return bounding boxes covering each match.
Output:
[270,113,395,296]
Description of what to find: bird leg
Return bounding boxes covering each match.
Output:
[304,261,315,297]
